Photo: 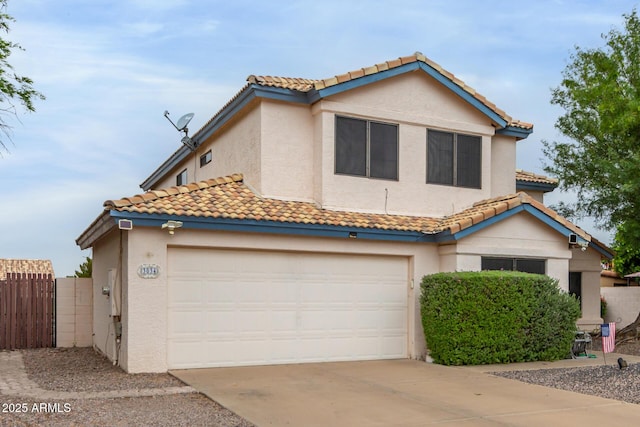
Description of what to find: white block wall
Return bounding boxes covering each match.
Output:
[56,278,93,347]
[601,287,640,329]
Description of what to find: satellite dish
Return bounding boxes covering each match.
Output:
[163,110,198,151]
[176,113,194,132]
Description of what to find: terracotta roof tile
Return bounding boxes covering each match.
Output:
[105,174,601,252]
[515,169,559,186]
[0,259,54,278]
[245,53,532,131]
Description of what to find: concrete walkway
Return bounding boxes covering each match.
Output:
[0,351,195,400]
[172,353,640,427]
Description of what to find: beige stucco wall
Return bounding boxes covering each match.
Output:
[101,211,598,372]
[260,101,315,201]
[311,72,506,217]
[437,212,604,329]
[151,71,519,219]
[114,226,443,372]
[601,287,640,329]
[154,102,263,192]
[56,277,93,347]
[91,229,123,360]
[491,135,517,197]
[570,248,604,330]
[443,211,571,285]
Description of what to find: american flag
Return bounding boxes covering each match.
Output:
[602,322,616,354]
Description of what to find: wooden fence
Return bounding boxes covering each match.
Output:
[0,273,55,350]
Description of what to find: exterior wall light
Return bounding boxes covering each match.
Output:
[161,220,183,235]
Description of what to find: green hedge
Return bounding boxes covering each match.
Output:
[420,271,580,365]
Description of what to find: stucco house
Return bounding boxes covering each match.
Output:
[77,53,612,373]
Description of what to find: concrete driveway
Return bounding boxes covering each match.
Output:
[171,358,640,426]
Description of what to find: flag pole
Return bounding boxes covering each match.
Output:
[601,322,615,366]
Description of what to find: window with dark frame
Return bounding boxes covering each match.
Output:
[427,129,481,188]
[481,257,546,275]
[335,116,398,180]
[200,150,212,167]
[176,169,187,186]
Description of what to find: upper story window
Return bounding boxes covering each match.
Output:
[335,116,398,180]
[427,130,481,189]
[176,169,187,186]
[200,150,212,167]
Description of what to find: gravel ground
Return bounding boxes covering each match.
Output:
[493,339,640,405]
[1,347,255,427]
[3,342,640,426]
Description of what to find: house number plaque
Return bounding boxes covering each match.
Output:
[137,264,160,279]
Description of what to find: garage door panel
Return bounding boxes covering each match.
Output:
[168,310,204,336]
[168,248,408,369]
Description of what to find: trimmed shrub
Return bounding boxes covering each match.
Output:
[420,271,580,365]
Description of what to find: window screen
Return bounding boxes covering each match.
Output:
[335,116,398,180]
[427,130,454,185]
[427,130,481,188]
[481,257,514,271]
[456,134,481,188]
[369,122,398,180]
[516,259,545,275]
[335,116,367,176]
[481,257,546,274]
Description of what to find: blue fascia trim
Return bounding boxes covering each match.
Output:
[252,85,310,104]
[310,62,420,103]
[589,242,615,259]
[197,85,308,144]
[444,205,578,242]
[516,181,558,193]
[435,206,526,242]
[496,126,533,140]
[438,204,613,258]
[193,87,257,146]
[141,85,311,191]
[109,211,427,242]
[311,62,510,130]
[417,62,509,128]
[140,145,191,190]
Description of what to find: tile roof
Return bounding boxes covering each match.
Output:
[106,174,441,232]
[246,52,532,131]
[515,169,558,186]
[106,174,594,245]
[0,259,54,278]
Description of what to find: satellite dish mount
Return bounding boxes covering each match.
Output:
[164,111,196,151]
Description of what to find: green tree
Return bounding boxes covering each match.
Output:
[543,9,640,239]
[74,256,92,278]
[0,0,45,152]
[612,222,640,276]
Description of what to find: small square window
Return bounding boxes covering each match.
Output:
[200,150,212,167]
[176,169,187,186]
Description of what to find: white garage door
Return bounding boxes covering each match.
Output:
[167,248,408,369]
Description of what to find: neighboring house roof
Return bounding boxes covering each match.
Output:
[0,259,54,278]
[141,52,533,191]
[601,269,622,279]
[78,174,612,259]
[515,169,558,193]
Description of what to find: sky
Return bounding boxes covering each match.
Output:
[1,0,638,277]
